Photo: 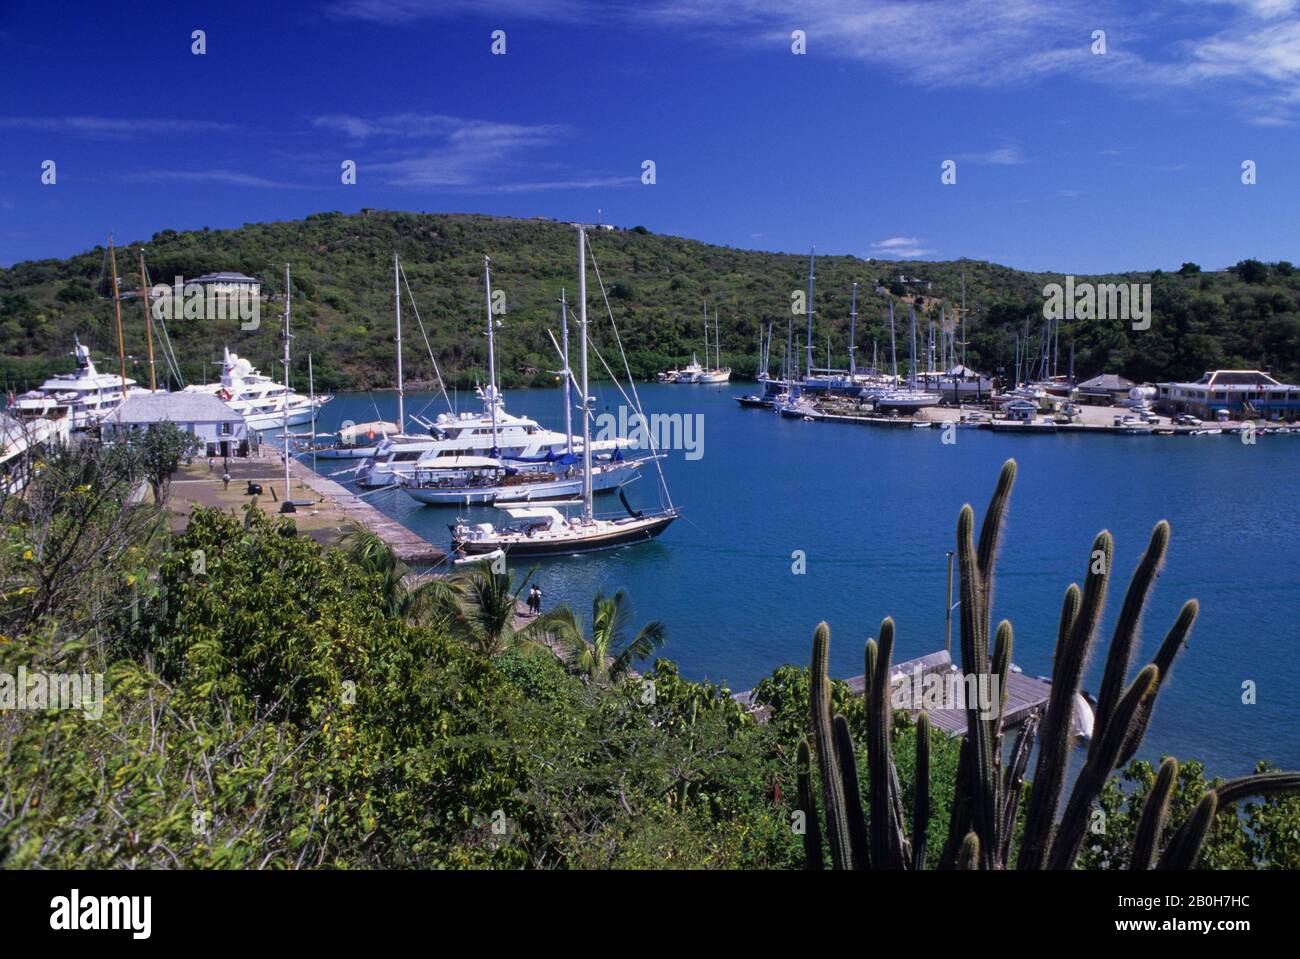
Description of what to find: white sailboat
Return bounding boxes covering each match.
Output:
[872,303,940,412]
[451,226,679,556]
[697,303,731,383]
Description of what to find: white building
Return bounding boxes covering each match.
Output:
[189,272,261,296]
[0,414,70,494]
[1156,370,1300,421]
[101,392,249,458]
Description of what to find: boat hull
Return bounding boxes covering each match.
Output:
[453,513,677,556]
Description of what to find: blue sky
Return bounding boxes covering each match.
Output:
[1,0,1298,272]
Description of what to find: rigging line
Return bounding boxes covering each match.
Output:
[585,240,674,512]
[397,261,455,414]
[143,260,184,387]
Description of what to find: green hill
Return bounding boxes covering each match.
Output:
[1,210,1297,393]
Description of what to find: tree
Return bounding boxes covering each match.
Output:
[442,564,549,658]
[540,589,666,682]
[1178,262,1201,276]
[135,423,199,504]
[1235,259,1269,284]
[340,523,457,624]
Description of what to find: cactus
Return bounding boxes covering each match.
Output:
[809,622,853,869]
[796,460,1300,871]
[912,711,931,870]
[1131,758,1178,870]
[796,739,823,870]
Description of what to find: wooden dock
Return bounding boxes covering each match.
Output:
[285,453,446,565]
[735,648,1086,738]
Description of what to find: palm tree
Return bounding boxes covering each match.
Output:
[339,523,457,625]
[539,590,666,682]
[442,563,550,658]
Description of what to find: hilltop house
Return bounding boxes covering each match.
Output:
[1156,370,1300,421]
[101,392,249,458]
[189,272,261,296]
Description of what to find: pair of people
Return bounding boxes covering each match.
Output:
[526,584,544,617]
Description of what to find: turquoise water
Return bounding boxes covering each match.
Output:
[307,384,1300,776]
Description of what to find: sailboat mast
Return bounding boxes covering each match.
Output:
[483,256,498,449]
[805,247,815,379]
[702,300,708,367]
[308,353,317,476]
[848,282,858,378]
[909,306,918,389]
[578,228,592,523]
[136,250,156,391]
[888,301,898,383]
[561,289,573,454]
[394,252,405,431]
[282,263,292,503]
[714,308,720,371]
[108,235,128,397]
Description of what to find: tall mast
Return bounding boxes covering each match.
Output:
[394,252,405,431]
[805,247,815,379]
[108,234,127,396]
[714,308,721,371]
[909,305,918,389]
[848,282,858,378]
[560,289,573,454]
[136,249,156,391]
[483,256,498,449]
[282,263,292,503]
[888,301,898,383]
[308,353,317,476]
[960,270,968,368]
[702,300,708,366]
[578,227,592,523]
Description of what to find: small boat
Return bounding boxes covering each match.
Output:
[735,394,771,409]
[453,547,505,567]
[314,420,404,459]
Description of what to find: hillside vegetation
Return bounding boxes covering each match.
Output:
[2,210,1297,393]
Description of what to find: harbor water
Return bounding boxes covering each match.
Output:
[307,383,1300,776]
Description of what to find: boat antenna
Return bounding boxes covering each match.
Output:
[397,260,455,415]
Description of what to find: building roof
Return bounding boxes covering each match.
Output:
[1160,369,1293,389]
[190,272,260,285]
[1076,373,1135,391]
[103,392,244,425]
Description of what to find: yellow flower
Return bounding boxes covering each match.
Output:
[125,574,137,586]
[21,548,32,561]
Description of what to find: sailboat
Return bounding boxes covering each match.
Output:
[401,282,646,506]
[872,303,940,412]
[450,226,679,556]
[698,305,731,383]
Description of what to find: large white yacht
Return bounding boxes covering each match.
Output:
[11,339,151,430]
[355,386,630,487]
[184,347,330,432]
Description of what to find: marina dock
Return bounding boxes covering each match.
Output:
[167,446,446,565]
[735,648,1076,738]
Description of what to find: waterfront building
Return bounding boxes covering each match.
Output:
[102,392,249,458]
[1155,369,1300,421]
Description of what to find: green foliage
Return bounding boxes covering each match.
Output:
[2,212,1298,394]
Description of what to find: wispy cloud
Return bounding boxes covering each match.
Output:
[321,1,1300,123]
[313,112,628,192]
[121,170,310,190]
[871,236,933,258]
[0,116,238,139]
[957,145,1027,166]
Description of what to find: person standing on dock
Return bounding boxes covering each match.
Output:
[533,584,543,616]
[222,471,231,491]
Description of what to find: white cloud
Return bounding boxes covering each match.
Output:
[871,236,933,258]
[957,145,1027,165]
[122,170,310,190]
[0,117,237,138]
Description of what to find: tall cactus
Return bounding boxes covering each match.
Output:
[809,622,853,869]
[795,459,1299,871]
